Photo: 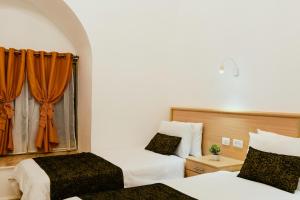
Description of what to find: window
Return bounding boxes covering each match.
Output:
[10,64,77,155]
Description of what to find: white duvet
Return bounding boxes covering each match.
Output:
[97,147,185,188]
[166,171,300,200]
[13,147,185,200]
[68,171,300,200]
[13,159,51,200]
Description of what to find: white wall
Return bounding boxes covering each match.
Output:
[0,0,75,52]
[66,0,300,154]
[65,0,179,152]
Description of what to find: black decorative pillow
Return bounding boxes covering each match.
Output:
[238,147,300,193]
[145,133,181,155]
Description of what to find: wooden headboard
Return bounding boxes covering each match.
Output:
[171,107,300,160]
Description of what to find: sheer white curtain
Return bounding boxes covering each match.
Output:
[11,73,76,154]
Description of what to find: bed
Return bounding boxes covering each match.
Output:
[13,147,185,200]
[66,171,300,200]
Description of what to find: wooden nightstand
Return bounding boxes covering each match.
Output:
[185,155,244,177]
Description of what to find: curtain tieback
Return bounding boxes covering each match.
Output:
[0,117,5,131]
[3,103,14,119]
[0,103,14,131]
[39,103,54,128]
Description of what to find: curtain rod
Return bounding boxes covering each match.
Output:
[4,49,79,61]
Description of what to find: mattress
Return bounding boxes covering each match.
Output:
[13,148,185,200]
[67,171,300,200]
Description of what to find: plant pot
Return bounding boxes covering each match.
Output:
[211,154,220,161]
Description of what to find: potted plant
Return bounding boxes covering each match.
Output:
[209,144,221,161]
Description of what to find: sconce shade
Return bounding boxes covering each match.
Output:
[219,58,239,77]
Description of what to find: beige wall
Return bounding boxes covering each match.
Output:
[66,0,300,155]
[0,167,15,200]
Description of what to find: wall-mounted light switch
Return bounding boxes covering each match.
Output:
[222,137,231,146]
[233,139,243,149]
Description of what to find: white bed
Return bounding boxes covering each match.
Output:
[13,147,185,200]
[67,171,300,200]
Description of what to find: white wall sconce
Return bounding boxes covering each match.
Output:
[219,58,239,77]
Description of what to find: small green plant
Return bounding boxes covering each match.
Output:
[209,144,221,155]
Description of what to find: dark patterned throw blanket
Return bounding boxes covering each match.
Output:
[33,152,124,200]
[79,183,197,200]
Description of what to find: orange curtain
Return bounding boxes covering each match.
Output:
[0,48,26,155]
[26,50,73,152]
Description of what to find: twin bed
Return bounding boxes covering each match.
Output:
[69,171,299,200]
[11,108,300,200]
[13,147,185,200]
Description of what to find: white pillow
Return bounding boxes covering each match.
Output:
[173,121,203,157]
[190,123,203,157]
[158,121,193,158]
[298,179,300,191]
[253,129,300,156]
[248,132,261,150]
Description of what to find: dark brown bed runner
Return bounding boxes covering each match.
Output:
[78,183,197,200]
[33,152,124,200]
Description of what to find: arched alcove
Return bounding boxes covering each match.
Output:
[0,1,92,197]
[27,0,93,152]
[0,0,92,152]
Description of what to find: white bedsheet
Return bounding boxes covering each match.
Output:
[97,147,185,188]
[164,171,300,200]
[13,148,185,200]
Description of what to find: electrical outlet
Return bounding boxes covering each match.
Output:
[222,137,230,146]
[233,139,243,149]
